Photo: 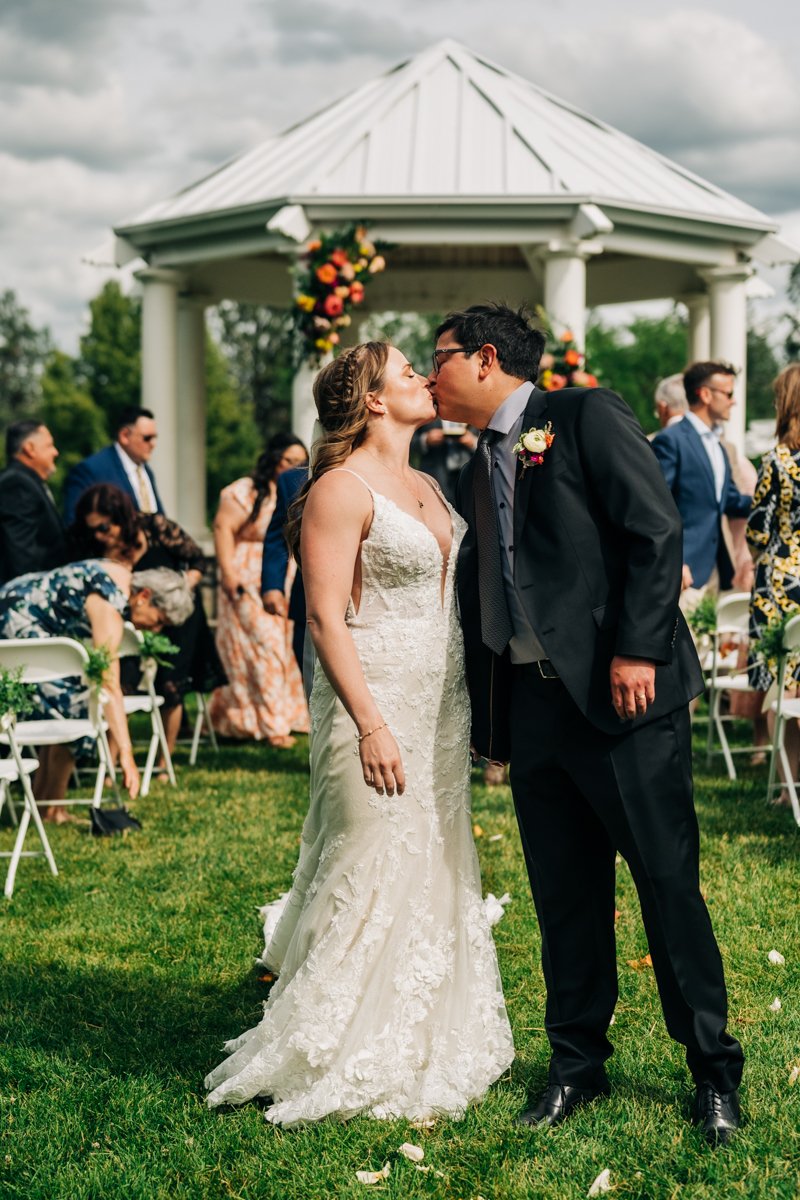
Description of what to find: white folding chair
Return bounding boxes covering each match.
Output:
[0,713,58,899]
[118,623,176,797]
[765,612,800,826]
[705,592,761,780]
[188,693,218,766]
[0,638,119,810]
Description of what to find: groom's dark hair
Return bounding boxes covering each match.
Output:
[435,303,546,382]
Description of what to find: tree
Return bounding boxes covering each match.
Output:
[0,289,51,435]
[585,310,688,432]
[205,335,260,516]
[78,281,141,433]
[745,322,782,422]
[212,303,295,439]
[40,351,108,505]
[362,312,442,374]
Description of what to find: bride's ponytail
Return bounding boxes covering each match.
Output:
[286,342,390,562]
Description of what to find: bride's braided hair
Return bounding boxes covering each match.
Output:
[286,342,390,561]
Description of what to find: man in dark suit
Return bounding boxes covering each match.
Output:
[0,419,67,584]
[261,465,310,691]
[651,362,752,606]
[64,406,164,523]
[431,303,743,1144]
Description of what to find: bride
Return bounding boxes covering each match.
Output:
[205,342,513,1126]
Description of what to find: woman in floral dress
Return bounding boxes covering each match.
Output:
[210,434,309,745]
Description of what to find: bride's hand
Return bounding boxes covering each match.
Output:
[359,726,405,797]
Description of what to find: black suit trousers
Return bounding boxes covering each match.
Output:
[509,664,744,1094]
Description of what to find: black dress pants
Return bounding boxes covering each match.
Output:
[508,664,744,1094]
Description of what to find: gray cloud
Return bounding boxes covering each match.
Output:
[263,0,425,63]
[1,0,146,48]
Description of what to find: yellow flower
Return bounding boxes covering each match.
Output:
[315,338,333,352]
[295,294,315,312]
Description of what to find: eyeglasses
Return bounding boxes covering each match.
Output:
[432,347,470,374]
[141,434,158,443]
[707,387,735,399]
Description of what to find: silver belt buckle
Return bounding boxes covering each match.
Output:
[537,659,559,679]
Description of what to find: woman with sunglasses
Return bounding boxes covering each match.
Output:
[71,484,226,777]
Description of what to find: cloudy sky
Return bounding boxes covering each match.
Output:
[2,0,799,349]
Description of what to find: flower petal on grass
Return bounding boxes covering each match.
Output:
[356,1163,391,1184]
[484,893,512,926]
[768,950,786,965]
[473,824,484,837]
[488,833,504,842]
[588,1168,612,1196]
[398,1143,424,1163]
[769,997,782,1012]
[788,1065,800,1085]
[627,953,653,970]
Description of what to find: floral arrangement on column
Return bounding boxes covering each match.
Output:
[535,313,599,391]
[293,225,386,362]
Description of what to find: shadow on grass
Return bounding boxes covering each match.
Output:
[0,962,267,1082]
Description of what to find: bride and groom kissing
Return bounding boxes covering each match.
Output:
[205,303,743,1146]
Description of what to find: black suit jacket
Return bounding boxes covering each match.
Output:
[0,460,68,585]
[0,458,68,585]
[456,386,704,758]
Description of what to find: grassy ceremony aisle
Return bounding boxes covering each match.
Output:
[1,735,798,1199]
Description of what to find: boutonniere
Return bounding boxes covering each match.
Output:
[513,422,554,471]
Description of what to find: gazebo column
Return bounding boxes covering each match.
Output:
[176,298,208,543]
[701,266,753,454]
[538,240,601,350]
[292,357,328,452]
[137,267,182,517]
[683,292,711,362]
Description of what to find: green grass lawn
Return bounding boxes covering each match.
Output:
[0,728,798,1199]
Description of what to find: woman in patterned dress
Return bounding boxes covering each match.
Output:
[209,434,309,746]
[0,561,193,822]
[71,484,227,775]
[746,364,800,786]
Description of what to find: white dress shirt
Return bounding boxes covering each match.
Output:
[685,410,726,504]
[485,382,547,664]
[115,444,158,513]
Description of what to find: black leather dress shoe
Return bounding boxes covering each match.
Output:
[694,1083,740,1145]
[516,1082,609,1128]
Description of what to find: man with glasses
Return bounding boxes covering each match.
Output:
[64,406,165,523]
[652,361,753,613]
[431,306,743,1144]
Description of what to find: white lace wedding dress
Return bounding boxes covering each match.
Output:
[205,472,514,1126]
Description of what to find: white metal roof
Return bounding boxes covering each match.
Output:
[120,38,774,234]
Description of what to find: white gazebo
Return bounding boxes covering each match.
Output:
[108,38,798,535]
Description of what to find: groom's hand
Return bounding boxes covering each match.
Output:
[610,656,656,721]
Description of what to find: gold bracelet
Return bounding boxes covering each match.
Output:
[356,721,387,745]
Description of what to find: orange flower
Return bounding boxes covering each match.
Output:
[323,293,344,317]
[548,373,568,390]
[316,263,337,285]
[306,239,321,252]
[559,330,574,343]
[564,349,581,366]
[330,249,349,268]
[349,281,365,303]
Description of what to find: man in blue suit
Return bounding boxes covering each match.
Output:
[652,361,752,605]
[261,464,310,690]
[64,406,165,523]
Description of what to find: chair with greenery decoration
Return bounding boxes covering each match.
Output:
[704,591,762,779]
[764,611,800,825]
[118,624,177,796]
[0,666,58,899]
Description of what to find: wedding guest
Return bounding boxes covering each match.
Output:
[747,363,800,789]
[210,434,309,745]
[71,484,225,775]
[653,373,687,431]
[0,420,67,584]
[652,361,752,615]
[64,406,164,524]
[411,417,478,504]
[262,463,309,682]
[0,560,192,823]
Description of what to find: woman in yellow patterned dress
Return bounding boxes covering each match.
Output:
[210,435,309,746]
[746,365,800,787]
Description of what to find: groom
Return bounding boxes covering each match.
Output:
[431,303,743,1145]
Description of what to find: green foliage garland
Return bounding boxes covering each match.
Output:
[84,644,113,689]
[139,631,179,668]
[687,593,718,639]
[0,667,36,719]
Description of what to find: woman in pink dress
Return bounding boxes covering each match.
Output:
[210,434,309,746]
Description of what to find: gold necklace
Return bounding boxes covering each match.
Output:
[362,449,425,509]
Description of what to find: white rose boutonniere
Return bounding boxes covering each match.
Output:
[513,421,555,471]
